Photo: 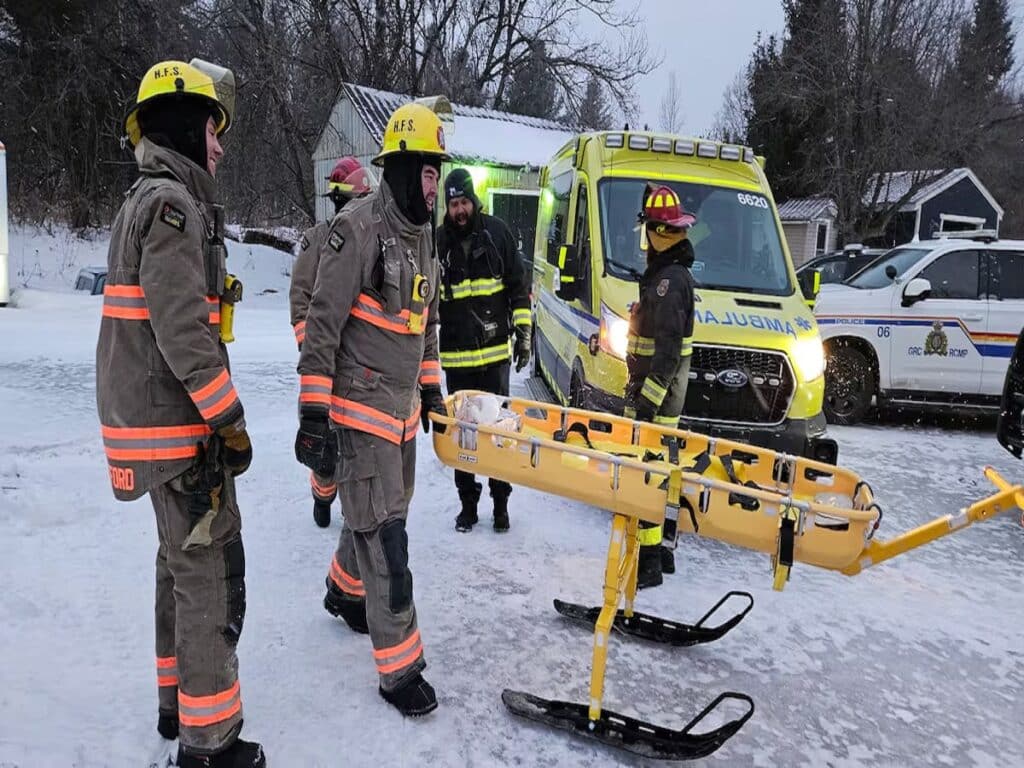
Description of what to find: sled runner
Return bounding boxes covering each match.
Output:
[430,392,1024,760]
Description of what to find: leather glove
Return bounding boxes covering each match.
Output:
[420,385,447,434]
[218,419,252,477]
[625,395,656,423]
[513,325,532,373]
[295,410,337,472]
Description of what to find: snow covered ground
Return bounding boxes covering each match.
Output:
[1,226,1022,767]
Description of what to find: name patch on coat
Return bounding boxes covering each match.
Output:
[160,203,186,232]
[328,231,345,252]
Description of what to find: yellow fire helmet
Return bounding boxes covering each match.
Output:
[124,58,236,147]
[373,102,451,166]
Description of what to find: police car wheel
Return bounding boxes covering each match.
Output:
[823,345,874,426]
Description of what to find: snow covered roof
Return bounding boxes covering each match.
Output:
[343,82,575,168]
[777,197,836,222]
[864,167,1003,216]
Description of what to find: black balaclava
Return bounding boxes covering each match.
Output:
[383,153,441,226]
[138,97,216,172]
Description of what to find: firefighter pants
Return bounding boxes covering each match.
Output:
[153,473,245,754]
[444,361,512,500]
[310,469,337,505]
[331,427,425,691]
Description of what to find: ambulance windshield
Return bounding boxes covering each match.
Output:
[598,178,791,295]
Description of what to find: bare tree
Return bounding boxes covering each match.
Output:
[657,70,684,133]
[707,70,750,142]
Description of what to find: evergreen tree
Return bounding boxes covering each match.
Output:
[576,75,613,130]
[502,41,561,120]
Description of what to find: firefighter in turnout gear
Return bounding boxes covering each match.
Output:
[289,156,373,528]
[96,60,265,767]
[436,168,531,532]
[624,185,696,591]
[294,101,447,716]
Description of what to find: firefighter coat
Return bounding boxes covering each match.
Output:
[297,180,441,442]
[626,240,696,412]
[96,139,243,501]
[289,219,330,348]
[435,211,531,370]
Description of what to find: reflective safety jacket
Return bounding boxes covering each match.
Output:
[626,241,695,413]
[297,181,440,443]
[289,219,330,348]
[435,212,530,370]
[95,139,243,501]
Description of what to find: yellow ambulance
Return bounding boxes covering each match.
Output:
[531,131,837,461]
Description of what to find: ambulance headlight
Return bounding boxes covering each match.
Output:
[600,305,629,360]
[792,337,825,381]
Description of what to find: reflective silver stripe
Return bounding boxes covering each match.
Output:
[192,374,236,415]
[375,636,423,672]
[441,278,504,300]
[178,686,241,721]
[329,399,405,442]
[102,295,147,308]
[641,377,667,406]
[440,342,511,368]
[103,434,204,451]
[157,664,178,683]
[300,381,331,397]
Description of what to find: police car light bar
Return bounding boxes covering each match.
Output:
[934,229,998,241]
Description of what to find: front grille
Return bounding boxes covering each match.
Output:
[684,345,795,425]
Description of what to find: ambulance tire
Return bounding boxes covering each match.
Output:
[569,362,586,409]
[823,344,875,426]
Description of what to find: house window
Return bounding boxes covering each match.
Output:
[815,222,829,255]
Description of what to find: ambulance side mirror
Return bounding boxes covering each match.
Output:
[902,277,931,307]
[547,242,580,301]
[798,269,821,308]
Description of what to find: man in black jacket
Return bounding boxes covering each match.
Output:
[436,168,532,533]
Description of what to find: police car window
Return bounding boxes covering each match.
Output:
[817,260,847,283]
[847,247,930,289]
[918,250,980,300]
[597,178,791,295]
[992,251,1024,300]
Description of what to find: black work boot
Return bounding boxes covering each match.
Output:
[660,545,676,574]
[379,673,438,716]
[157,711,178,740]
[313,499,331,528]
[323,578,369,634]
[492,493,510,532]
[636,545,663,590]
[177,738,266,768]
[455,482,481,532]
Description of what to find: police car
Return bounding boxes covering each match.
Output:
[814,231,1024,424]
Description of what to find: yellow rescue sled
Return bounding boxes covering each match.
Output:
[429,392,1024,761]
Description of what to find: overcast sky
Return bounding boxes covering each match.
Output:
[612,0,1024,137]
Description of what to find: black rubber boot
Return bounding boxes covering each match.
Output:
[455,482,481,532]
[313,499,331,528]
[177,738,266,768]
[379,673,438,716]
[323,579,369,634]
[660,545,676,574]
[492,493,510,532]
[636,545,663,590]
[157,711,178,740]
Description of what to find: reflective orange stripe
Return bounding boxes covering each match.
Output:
[329,397,410,444]
[404,407,421,442]
[299,374,333,406]
[350,293,422,335]
[102,284,149,320]
[157,656,178,687]
[294,321,306,345]
[329,557,365,597]
[373,630,423,674]
[311,472,337,497]
[206,296,220,324]
[104,284,145,298]
[189,370,240,422]
[102,424,209,462]
[178,681,242,728]
[419,360,441,385]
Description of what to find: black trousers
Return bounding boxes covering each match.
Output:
[444,361,512,500]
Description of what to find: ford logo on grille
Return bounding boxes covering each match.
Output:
[716,369,748,388]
